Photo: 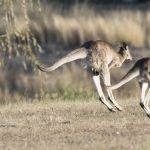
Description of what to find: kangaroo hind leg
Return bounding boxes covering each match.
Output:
[102,65,122,111]
[92,74,115,112]
[144,86,150,117]
[139,82,149,116]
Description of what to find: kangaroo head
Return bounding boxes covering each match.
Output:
[119,42,132,60]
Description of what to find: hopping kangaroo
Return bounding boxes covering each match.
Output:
[37,40,132,112]
[108,57,150,117]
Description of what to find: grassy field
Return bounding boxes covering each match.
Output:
[0,98,149,150]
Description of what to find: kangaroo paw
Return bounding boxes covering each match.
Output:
[108,107,116,112]
[116,106,123,111]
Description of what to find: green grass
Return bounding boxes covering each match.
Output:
[0,99,149,150]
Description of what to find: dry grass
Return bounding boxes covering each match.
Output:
[51,9,145,47]
[0,99,149,150]
[29,3,150,48]
[2,2,150,49]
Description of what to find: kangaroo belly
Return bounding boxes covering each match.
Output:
[148,59,150,81]
[88,48,107,71]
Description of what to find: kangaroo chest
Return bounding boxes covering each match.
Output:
[139,58,150,82]
[148,59,150,73]
[83,41,115,72]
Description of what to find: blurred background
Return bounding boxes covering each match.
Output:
[0,0,150,103]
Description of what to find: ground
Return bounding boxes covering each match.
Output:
[0,98,149,150]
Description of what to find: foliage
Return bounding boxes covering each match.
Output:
[0,0,43,70]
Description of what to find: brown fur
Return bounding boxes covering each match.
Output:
[37,40,131,73]
[139,57,150,83]
[82,40,131,72]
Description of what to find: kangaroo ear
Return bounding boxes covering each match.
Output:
[122,42,128,50]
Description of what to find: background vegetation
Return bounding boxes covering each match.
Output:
[0,0,149,103]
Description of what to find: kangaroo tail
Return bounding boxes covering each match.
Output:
[109,66,139,90]
[37,47,87,72]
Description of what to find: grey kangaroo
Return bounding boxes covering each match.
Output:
[37,40,132,112]
[108,57,150,117]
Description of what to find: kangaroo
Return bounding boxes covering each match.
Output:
[37,40,132,112]
[108,57,150,117]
